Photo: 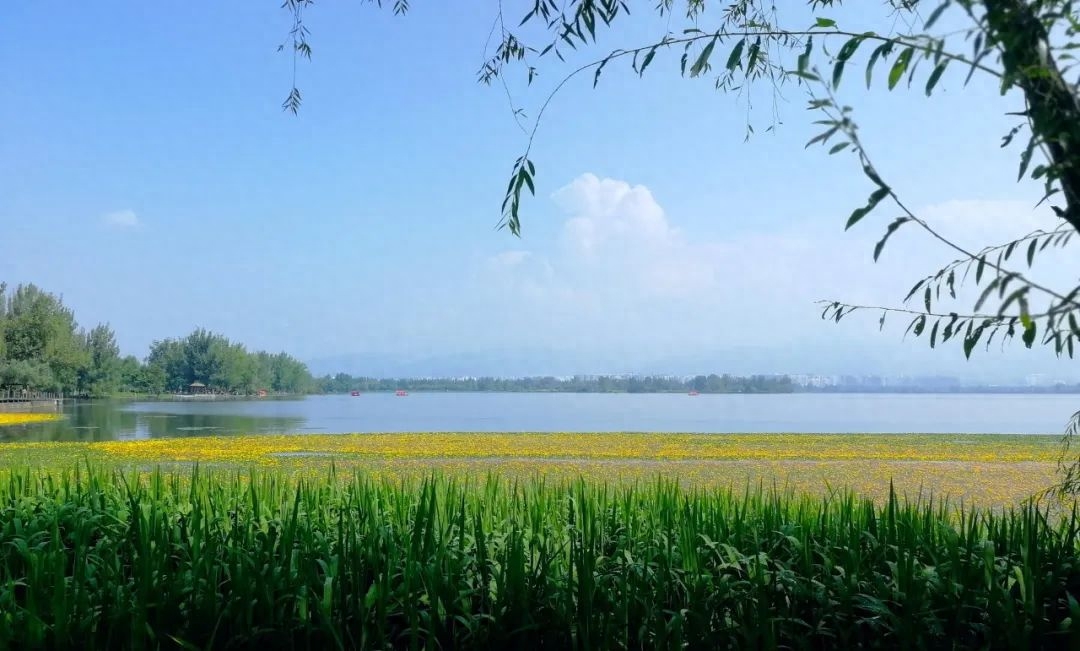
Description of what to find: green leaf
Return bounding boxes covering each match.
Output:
[815,17,837,28]
[943,313,959,341]
[837,36,862,62]
[888,47,914,90]
[828,142,850,154]
[974,277,1000,311]
[364,584,380,608]
[913,315,927,336]
[924,2,951,29]
[924,286,932,313]
[862,164,889,190]
[726,38,745,71]
[1027,239,1037,267]
[806,125,840,148]
[593,58,608,87]
[873,217,909,261]
[904,279,926,302]
[866,42,892,89]
[639,48,656,76]
[690,37,717,77]
[845,187,890,230]
[924,61,948,95]
[747,41,761,72]
[1018,136,1037,181]
[832,61,847,89]
[964,324,984,359]
[798,36,813,73]
[1022,320,1037,348]
[930,320,940,348]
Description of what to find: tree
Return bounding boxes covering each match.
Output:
[115,355,143,393]
[147,338,189,392]
[81,324,121,397]
[2,284,89,393]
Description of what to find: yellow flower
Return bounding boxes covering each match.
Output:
[0,412,62,426]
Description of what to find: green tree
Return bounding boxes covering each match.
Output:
[135,362,167,395]
[147,338,189,392]
[81,324,121,397]
[115,355,143,393]
[2,284,89,393]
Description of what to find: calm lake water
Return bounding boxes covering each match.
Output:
[2,393,1079,442]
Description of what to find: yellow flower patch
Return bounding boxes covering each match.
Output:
[0,412,62,427]
[0,432,1067,510]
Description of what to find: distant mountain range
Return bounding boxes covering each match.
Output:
[306,345,1076,385]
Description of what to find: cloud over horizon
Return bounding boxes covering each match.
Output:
[102,209,140,229]
[473,172,1075,378]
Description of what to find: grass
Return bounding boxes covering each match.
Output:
[1,465,1080,649]
[0,432,1077,648]
[0,432,1064,509]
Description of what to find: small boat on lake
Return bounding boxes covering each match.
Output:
[688,390,700,396]
[395,390,408,397]
[350,391,360,397]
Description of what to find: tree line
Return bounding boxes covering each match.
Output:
[0,282,314,397]
[318,373,795,394]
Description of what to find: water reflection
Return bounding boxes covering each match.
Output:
[0,393,1076,441]
[1,400,307,442]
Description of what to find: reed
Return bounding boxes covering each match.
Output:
[1,465,1078,649]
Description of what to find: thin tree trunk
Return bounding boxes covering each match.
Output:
[982,0,1080,234]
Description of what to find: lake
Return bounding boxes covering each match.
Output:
[2,392,1079,441]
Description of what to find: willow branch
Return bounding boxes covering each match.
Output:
[817,89,1080,311]
[501,27,1004,163]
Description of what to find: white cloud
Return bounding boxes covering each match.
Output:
[471,173,1080,371]
[102,209,139,228]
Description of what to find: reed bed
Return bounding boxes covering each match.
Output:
[1,465,1080,650]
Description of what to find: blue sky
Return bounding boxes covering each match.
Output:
[2,1,1076,380]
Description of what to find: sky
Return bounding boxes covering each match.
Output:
[1,1,1077,381]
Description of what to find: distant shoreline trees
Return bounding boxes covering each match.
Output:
[317,373,795,394]
[0,282,313,397]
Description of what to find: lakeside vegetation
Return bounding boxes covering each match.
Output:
[0,282,810,400]
[0,283,312,398]
[1,460,1078,649]
[0,430,1074,648]
[317,373,795,394]
[0,432,1063,510]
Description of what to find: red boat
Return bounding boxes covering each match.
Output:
[688,390,700,396]
[395,389,408,397]
[350,391,360,397]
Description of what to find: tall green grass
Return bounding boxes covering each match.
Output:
[1,465,1079,649]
